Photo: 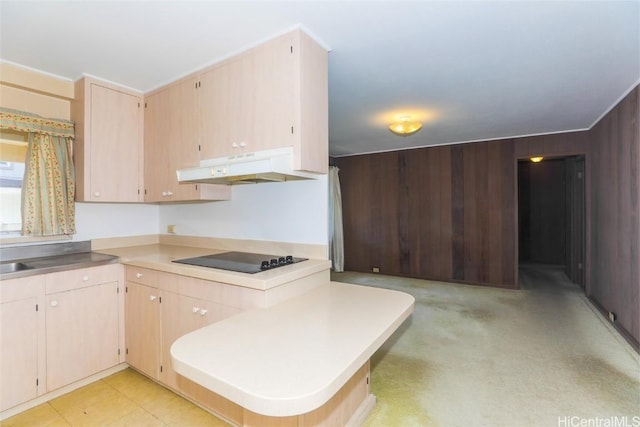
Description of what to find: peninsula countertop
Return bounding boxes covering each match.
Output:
[171,281,415,417]
[96,244,331,290]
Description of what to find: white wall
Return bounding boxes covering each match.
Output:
[160,176,328,245]
[73,203,159,242]
[14,178,326,245]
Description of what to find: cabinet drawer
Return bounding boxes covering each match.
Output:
[1,275,45,303]
[125,266,159,286]
[45,264,118,294]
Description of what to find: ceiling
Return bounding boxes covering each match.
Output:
[1,1,638,157]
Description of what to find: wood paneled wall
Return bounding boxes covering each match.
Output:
[335,87,638,348]
[589,85,639,347]
[335,140,516,288]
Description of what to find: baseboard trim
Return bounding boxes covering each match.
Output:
[346,393,377,427]
[586,295,639,354]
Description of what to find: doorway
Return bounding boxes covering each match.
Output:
[517,156,585,287]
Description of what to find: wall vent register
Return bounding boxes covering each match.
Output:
[172,251,307,274]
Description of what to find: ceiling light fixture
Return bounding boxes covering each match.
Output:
[389,116,422,136]
[530,156,544,163]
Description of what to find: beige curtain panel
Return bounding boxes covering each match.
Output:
[0,108,76,236]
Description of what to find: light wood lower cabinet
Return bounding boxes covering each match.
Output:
[124,281,160,380]
[124,267,246,424]
[242,361,371,427]
[45,282,119,391]
[1,264,121,412]
[160,292,225,388]
[0,293,41,411]
[123,267,368,427]
[159,290,244,424]
[44,264,120,392]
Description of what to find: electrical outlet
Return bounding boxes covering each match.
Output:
[372,267,380,273]
[608,311,616,322]
[167,225,176,234]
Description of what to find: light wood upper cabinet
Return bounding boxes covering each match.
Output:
[144,77,231,203]
[198,29,328,174]
[199,51,256,160]
[71,28,326,206]
[72,77,144,202]
[143,85,171,202]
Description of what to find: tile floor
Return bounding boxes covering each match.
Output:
[2,369,230,426]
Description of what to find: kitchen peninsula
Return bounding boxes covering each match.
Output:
[98,240,415,426]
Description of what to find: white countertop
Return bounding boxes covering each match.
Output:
[96,244,331,290]
[171,281,415,417]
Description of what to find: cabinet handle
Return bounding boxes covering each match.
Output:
[136,273,143,279]
[82,275,89,282]
[50,300,58,307]
[231,142,238,148]
[166,191,173,196]
[192,306,200,313]
[239,141,246,148]
[94,191,101,198]
[149,295,157,301]
[162,191,168,197]
[199,309,208,316]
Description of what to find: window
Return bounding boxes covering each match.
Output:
[0,129,28,235]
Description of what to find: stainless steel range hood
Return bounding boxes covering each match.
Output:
[176,147,317,185]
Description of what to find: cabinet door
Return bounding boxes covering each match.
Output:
[46,282,119,391]
[125,282,160,380]
[248,33,296,153]
[0,298,39,411]
[145,77,229,202]
[144,86,172,202]
[171,76,200,171]
[199,37,296,160]
[168,76,203,200]
[159,291,237,391]
[90,83,143,202]
[199,55,253,160]
[198,61,234,160]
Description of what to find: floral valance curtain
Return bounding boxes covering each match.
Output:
[0,108,76,236]
[0,108,75,139]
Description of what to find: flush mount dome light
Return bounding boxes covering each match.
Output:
[389,116,422,136]
[530,156,544,163]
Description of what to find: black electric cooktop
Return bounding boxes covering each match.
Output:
[172,251,307,274]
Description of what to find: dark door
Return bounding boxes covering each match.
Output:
[564,156,586,286]
[518,155,586,286]
[518,159,567,265]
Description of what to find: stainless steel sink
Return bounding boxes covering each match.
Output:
[0,241,119,279]
[0,262,34,275]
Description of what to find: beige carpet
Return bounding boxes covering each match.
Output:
[332,265,640,427]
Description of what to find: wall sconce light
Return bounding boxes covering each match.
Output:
[389,116,422,136]
[530,156,544,163]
